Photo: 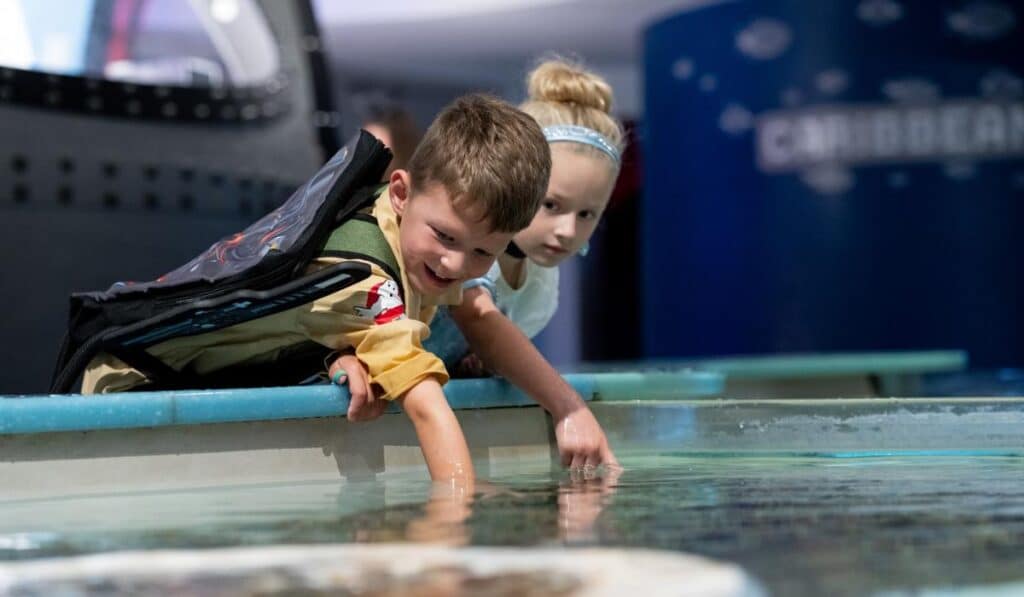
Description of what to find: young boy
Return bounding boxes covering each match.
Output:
[81,94,552,484]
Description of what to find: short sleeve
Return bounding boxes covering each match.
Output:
[462,276,497,299]
[494,261,560,339]
[297,268,448,400]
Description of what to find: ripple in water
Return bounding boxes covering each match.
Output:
[5,454,1024,596]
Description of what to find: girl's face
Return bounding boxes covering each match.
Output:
[513,144,618,267]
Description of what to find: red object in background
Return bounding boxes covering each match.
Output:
[106,0,146,63]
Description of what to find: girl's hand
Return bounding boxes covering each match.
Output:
[328,353,387,421]
[559,464,622,542]
[452,353,489,378]
[554,407,621,471]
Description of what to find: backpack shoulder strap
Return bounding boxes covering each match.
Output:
[320,211,403,299]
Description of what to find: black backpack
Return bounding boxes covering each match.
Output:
[51,131,393,393]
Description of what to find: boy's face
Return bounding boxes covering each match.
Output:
[388,171,514,296]
[513,144,617,267]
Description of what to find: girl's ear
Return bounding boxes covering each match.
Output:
[388,170,411,216]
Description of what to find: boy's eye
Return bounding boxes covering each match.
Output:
[473,249,493,258]
[433,227,455,243]
[578,210,596,220]
[543,200,559,212]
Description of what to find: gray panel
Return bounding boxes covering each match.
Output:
[0,1,332,392]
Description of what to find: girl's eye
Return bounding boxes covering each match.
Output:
[543,200,559,212]
[578,210,596,220]
[434,228,454,243]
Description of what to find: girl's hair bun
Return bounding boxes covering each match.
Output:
[527,59,614,114]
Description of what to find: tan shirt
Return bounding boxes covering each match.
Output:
[82,191,462,398]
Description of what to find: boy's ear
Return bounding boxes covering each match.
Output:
[388,169,411,217]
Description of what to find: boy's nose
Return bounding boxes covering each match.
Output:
[439,251,465,277]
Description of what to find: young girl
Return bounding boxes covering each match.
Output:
[334,59,624,471]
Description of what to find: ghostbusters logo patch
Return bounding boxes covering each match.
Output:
[354,280,406,324]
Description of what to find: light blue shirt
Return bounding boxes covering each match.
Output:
[424,261,560,369]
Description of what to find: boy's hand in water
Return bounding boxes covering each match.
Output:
[328,353,387,421]
[555,407,620,471]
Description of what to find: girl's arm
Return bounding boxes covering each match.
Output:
[450,287,619,469]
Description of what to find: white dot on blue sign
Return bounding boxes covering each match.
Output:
[947,0,1016,40]
[857,0,904,27]
[735,18,793,61]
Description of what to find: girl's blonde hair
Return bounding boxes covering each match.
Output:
[520,58,625,166]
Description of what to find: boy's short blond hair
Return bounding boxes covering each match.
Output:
[407,94,551,233]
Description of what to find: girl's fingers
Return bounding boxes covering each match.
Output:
[599,443,620,469]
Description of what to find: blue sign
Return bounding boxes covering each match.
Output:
[642,0,1024,365]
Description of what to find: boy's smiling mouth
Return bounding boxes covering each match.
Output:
[423,264,456,289]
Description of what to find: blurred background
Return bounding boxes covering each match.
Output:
[1,0,1022,394]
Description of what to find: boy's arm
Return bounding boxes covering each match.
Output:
[327,352,474,482]
[324,322,474,482]
[450,287,619,469]
[298,266,473,481]
[398,377,475,483]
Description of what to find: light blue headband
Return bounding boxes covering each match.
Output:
[543,124,621,164]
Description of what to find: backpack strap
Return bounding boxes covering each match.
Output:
[320,213,403,301]
[50,133,394,394]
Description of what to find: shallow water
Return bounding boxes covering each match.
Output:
[2,452,1024,596]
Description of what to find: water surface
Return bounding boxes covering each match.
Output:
[3,452,1023,595]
